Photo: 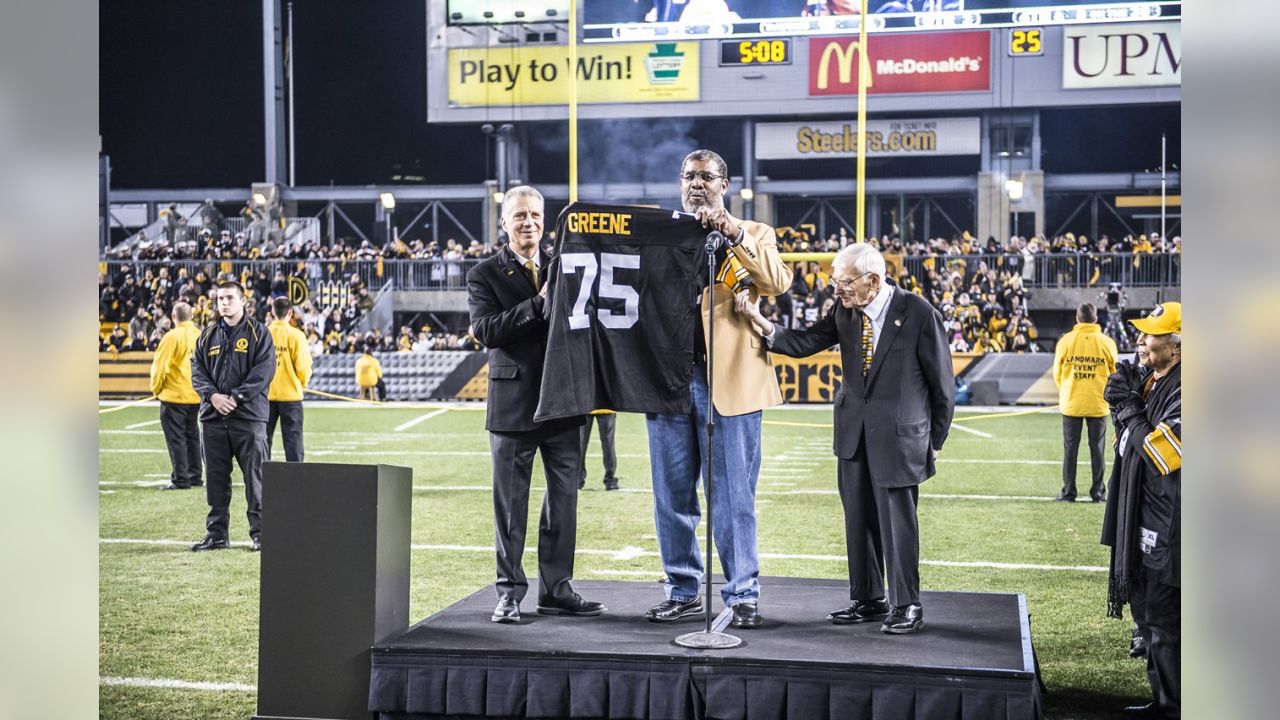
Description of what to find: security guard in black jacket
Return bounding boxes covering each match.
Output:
[190,280,276,552]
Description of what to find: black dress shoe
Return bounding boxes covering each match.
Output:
[250,537,261,552]
[1054,494,1076,502]
[577,477,586,490]
[161,483,189,491]
[646,596,703,622]
[190,536,229,552]
[730,602,763,629]
[829,598,890,624]
[1122,702,1163,717]
[1130,634,1148,659]
[1091,493,1106,503]
[537,592,606,616]
[492,596,520,623]
[881,603,924,634]
[603,476,620,491]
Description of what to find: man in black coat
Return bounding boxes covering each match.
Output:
[467,185,601,624]
[189,280,276,553]
[736,243,954,634]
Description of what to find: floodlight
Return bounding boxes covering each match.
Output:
[1005,180,1024,201]
[740,188,754,201]
[492,191,505,204]
[379,192,396,210]
[252,192,268,206]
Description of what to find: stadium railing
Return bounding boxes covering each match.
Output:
[895,252,1179,288]
[99,253,1177,292]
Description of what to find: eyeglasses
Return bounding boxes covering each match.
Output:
[680,171,724,183]
[829,271,872,291]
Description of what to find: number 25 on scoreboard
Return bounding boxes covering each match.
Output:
[1009,28,1043,57]
[561,252,640,330]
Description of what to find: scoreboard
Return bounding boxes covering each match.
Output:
[583,1,1180,43]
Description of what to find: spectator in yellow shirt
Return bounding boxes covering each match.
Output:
[355,347,383,401]
[1052,302,1118,502]
[149,302,203,490]
[266,297,313,461]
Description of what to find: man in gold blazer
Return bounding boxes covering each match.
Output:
[645,149,791,629]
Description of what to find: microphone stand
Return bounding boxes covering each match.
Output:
[675,230,742,650]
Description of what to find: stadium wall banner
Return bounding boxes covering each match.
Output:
[756,117,981,160]
[1062,21,1180,90]
[448,43,699,107]
[808,31,990,97]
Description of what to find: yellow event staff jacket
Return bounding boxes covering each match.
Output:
[267,319,313,402]
[355,353,382,388]
[1053,322,1118,417]
[149,320,201,404]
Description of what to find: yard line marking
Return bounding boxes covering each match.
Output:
[100,490,115,495]
[587,569,662,578]
[98,538,1105,571]
[950,423,993,439]
[922,493,1052,502]
[101,538,255,548]
[924,560,1106,572]
[100,676,256,692]
[124,419,162,430]
[395,408,450,432]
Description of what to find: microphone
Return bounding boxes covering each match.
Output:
[705,230,726,253]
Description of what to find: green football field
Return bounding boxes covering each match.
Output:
[99,402,1145,719]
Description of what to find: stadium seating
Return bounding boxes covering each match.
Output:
[307,351,475,401]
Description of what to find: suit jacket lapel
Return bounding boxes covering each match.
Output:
[865,288,907,389]
[836,306,866,396]
[502,245,537,295]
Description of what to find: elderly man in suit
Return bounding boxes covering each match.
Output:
[736,242,955,634]
[467,185,600,624]
[645,149,792,629]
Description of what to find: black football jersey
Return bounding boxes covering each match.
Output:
[533,202,711,421]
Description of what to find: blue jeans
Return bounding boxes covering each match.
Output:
[646,366,762,606]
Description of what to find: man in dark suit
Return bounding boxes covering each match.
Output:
[467,185,602,624]
[736,243,954,634]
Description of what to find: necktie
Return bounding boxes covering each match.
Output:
[524,260,539,291]
[860,310,873,377]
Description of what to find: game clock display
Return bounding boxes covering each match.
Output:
[719,39,791,67]
[1008,28,1044,56]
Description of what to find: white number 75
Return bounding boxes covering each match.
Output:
[560,252,640,330]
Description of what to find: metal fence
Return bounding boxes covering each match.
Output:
[99,258,483,294]
[892,252,1179,289]
[99,252,1178,294]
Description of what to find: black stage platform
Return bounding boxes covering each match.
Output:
[369,577,1042,720]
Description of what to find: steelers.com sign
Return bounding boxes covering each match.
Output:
[448,42,699,107]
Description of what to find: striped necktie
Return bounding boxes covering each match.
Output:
[859,309,873,377]
[524,259,539,291]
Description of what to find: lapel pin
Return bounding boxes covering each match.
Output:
[894,319,902,326]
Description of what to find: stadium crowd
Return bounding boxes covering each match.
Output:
[102,218,1180,358]
[98,263,480,356]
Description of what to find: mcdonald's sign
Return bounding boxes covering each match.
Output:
[809,31,991,97]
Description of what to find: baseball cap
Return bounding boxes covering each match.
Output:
[1130,301,1181,336]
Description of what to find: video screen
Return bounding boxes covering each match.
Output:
[583,1,1180,41]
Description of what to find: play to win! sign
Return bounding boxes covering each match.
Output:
[448,42,699,107]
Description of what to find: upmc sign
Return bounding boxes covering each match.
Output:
[1063,22,1180,89]
[808,31,990,97]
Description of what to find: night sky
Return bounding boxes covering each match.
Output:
[100,1,1180,190]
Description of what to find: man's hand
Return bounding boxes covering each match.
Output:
[538,279,549,300]
[733,289,773,336]
[1104,360,1144,406]
[210,393,237,416]
[694,206,741,243]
